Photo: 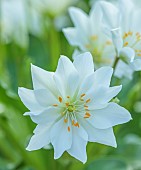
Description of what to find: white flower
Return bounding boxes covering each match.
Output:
[63,6,115,68]
[99,0,141,79]
[0,0,28,47]
[0,0,44,47]
[18,52,131,163]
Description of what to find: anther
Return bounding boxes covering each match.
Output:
[68,126,70,132]
[84,105,88,109]
[90,35,98,41]
[64,119,68,123]
[74,122,79,127]
[85,44,91,49]
[53,104,58,107]
[58,96,62,103]
[65,102,69,107]
[84,112,91,118]
[72,120,75,125]
[86,99,91,103]
[106,41,112,45]
[124,42,128,46]
[81,94,86,98]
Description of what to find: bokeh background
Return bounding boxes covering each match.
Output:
[0,0,141,170]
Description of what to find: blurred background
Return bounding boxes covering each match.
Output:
[0,0,141,169]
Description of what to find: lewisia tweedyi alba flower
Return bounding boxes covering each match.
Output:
[63,6,115,67]
[99,0,141,79]
[18,52,131,163]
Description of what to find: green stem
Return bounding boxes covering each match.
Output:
[111,56,120,86]
[48,20,60,71]
[112,56,119,71]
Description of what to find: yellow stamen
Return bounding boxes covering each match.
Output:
[58,96,62,103]
[90,35,98,41]
[86,99,91,103]
[106,41,112,45]
[136,32,140,36]
[84,105,88,109]
[124,42,128,46]
[68,126,70,132]
[53,104,58,107]
[85,44,91,49]
[81,94,86,98]
[65,102,69,107]
[67,96,70,98]
[128,31,133,36]
[74,122,80,127]
[84,112,91,118]
[64,119,68,123]
[72,120,75,125]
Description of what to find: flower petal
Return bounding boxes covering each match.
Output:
[69,7,89,35]
[26,124,52,151]
[85,85,122,110]
[73,52,94,79]
[50,117,72,159]
[34,89,58,107]
[55,55,77,80]
[114,60,134,79]
[18,87,44,111]
[88,102,132,129]
[131,9,141,32]
[67,125,88,163]
[31,64,58,95]
[119,0,134,32]
[93,66,113,87]
[119,47,135,63]
[63,28,89,51]
[54,56,78,98]
[111,28,123,54]
[99,1,120,29]
[89,3,102,35]
[131,59,141,71]
[78,66,114,96]
[78,116,117,147]
[25,107,61,124]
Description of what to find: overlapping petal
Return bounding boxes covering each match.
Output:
[99,1,120,29]
[88,102,132,129]
[73,52,94,79]
[31,64,58,95]
[24,107,62,124]
[34,89,58,107]
[26,123,52,151]
[67,125,88,163]
[69,7,89,35]
[79,116,117,147]
[50,117,72,159]
[18,88,44,111]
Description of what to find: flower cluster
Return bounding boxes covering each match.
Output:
[18,0,141,164]
[64,0,141,78]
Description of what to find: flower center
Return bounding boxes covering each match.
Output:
[67,105,75,112]
[123,31,141,57]
[53,94,91,132]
